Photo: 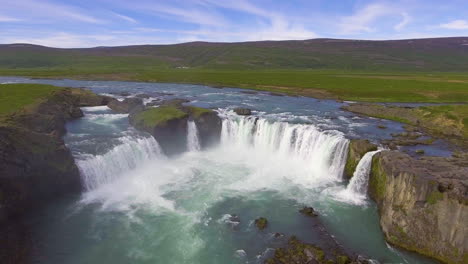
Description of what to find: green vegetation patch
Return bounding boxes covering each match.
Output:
[369,157,387,201]
[187,106,213,118]
[427,191,444,205]
[0,83,61,115]
[417,104,468,138]
[133,106,188,128]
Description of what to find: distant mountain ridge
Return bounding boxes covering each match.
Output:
[1,37,468,71]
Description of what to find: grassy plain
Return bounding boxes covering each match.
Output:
[1,38,468,103]
[0,83,61,115]
[1,68,468,103]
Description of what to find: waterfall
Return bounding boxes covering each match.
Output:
[347,150,382,195]
[335,149,382,204]
[219,113,349,181]
[187,120,201,152]
[77,136,163,190]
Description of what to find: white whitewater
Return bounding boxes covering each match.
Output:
[187,120,201,152]
[219,110,349,182]
[335,149,382,205]
[77,136,163,190]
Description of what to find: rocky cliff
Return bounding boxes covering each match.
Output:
[128,101,221,156]
[369,151,467,264]
[0,87,109,263]
[344,139,377,179]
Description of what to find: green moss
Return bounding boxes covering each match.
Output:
[187,106,213,118]
[0,83,61,115]
[344,147,358,178]
[254,217,268,230]
[336,255,350,264]
[133,106,188,128]
[369,157,386,201]
[427,191,444,205]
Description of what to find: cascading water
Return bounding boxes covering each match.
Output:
[77,136,163,190]
[335,149,382,205]
[219,111,349,182]
[14,79,432,264]
[187,120,201,152]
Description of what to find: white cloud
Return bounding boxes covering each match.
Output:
[2,0,105,24]
[439,20,468,30]
[394,12,411,31]
[0,15,22,22]
[139,3,228,27]
[192,0,318,41]
[338,3,411,35]
[112,12,137,23]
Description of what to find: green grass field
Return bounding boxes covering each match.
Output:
[133,106,188,128]
[1,68,467,102]
[1,38,468,103]
[0,83,61,115]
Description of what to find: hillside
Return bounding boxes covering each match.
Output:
[1,37,468,103]
[1,37,468,71]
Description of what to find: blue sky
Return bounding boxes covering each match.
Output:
[0,0,467,47]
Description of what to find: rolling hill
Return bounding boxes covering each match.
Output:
[1,37,468,102]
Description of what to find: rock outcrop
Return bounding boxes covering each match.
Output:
[234,108,252,116]
[129,101,221,156]
[344,139,377,179]
[187,106,222,149]
[107,97,143,113]
[369,151,467,264]
[0,88,108,263]
[265,236,371,264]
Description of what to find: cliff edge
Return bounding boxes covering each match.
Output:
[369,151,467,264]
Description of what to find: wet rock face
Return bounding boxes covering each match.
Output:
[234,108,252,116]
[0,88,108,263]
[107,98,143,113]
[129,101,221,156]
[299,207,318,217]
[344,139,377,179]
[193,110,222,149]
[265,236,365,264]
[254,217,268,230]
[369,151,468,264]
[153,116,189,156]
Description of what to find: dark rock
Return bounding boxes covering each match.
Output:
[254,217,268,230]
[234,108,252,116]
[146,99,162,107]
[0,88,107,262]
[190,108,222,149]
[415,149,425,155]
[344,139,378,179]
[71,89,113,106]
[266,236,330,264]
[129,104,220,155]
[240,91,258,95]
[107,97,143,113]
[269,92,285,96]
[273,232,285,238]
[229,214,240,223]
[377,124,387,129]
[129,106,189,156]
[112,91,130,96]
[299,207,318,217]
[135,93,151,99]
[369,151,467,264]
[336,255,351,264]
[159,98,190,107]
